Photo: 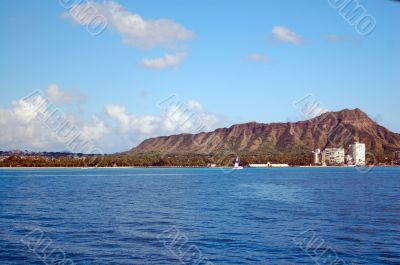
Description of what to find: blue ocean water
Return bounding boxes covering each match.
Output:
[0,167,399,264]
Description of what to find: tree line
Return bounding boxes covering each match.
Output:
[0,151,313,167]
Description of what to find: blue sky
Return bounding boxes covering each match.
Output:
[0,0,399,152]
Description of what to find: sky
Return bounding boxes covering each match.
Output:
[0,0,399,153]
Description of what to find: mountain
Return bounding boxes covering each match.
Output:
[129,109,400,163]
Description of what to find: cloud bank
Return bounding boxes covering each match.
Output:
[0,85,225,153]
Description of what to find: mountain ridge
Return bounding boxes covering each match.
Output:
[129,108,400,162]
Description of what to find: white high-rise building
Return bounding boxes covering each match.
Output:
[349,142,366,166]
[312,149,321,165]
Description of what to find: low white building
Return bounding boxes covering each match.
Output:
[324,148,345,166]
[249,163,289,168]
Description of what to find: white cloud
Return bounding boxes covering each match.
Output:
[105,99,225,147]
[246,53,271,63]
[1,96,63,150]
[187,99,204,112]
[142,53,186,69]
[161,99,221,134]
[0,86,226,153]
[46,84,84,104]
[82,116,110,141]
[105,104,161,134]
[322,34,357,43]
[63,1,194,49]
[12,95,47,124]
[272,26,303,45]
[162,104,194,132]
[105,105,131,130]
[0,86,108,152]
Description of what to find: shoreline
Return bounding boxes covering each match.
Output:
[0,165,398,170]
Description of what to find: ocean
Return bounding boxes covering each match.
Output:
[0,167,399,264]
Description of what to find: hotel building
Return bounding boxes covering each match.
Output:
[323,148,345,166]
[312,149,321,165]
[348,142,366,166]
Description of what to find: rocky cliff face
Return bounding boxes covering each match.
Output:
[130,109,400,158]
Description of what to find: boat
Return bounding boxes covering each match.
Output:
[233,156,244,170]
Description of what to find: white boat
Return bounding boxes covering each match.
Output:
[233,156,243,170]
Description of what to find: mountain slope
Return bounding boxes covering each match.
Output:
[130,109,400,160]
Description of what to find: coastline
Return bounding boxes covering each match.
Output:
[0,165,397,170]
